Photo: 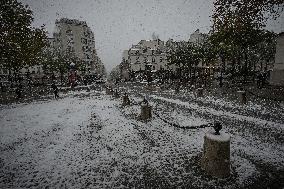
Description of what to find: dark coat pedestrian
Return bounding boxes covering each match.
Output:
[257,73,261,88]
[15,86,21,99]
[51,83,59,98]
[0,82,3,92]
[83,78,88,86]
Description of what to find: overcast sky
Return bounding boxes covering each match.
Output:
[20,0,284,72]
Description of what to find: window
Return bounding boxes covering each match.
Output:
[82,46,91,52]
[66,46,74,52]
[66,29,73,35]
[84,31,91,37]
[85,54,90,59]
[81,38,87,44]
[67,39,74,45]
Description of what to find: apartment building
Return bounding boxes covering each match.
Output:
[53,18,97,72]
[123,39,175,73]
[189,29,208,44]
[270,32,284,86]
[1,18,105,82]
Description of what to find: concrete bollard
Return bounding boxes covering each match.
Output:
[196,88,204,97]
[201,127,230,178]
[140,100,152,120]
[175,85,180,94]
[113,89,120,98]
[237,90,247,104]
[122,93,131,106]
[146,84,154,91]
[106,87,113,95]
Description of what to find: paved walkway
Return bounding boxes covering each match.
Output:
[0,88,283,188]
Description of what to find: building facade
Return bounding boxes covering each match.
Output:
[123,39,175,73]
[189,29,208,44]
[1,18,105,83]
[53,18,104,76]
[53,18,95,73]
[270,32,284,86]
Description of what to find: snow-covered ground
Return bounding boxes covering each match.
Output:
[0,87,283,188]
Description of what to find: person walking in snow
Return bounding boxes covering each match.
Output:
[15,84,21,99]
[51,83,59,98]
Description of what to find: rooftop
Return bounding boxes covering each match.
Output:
[55,18,88,26]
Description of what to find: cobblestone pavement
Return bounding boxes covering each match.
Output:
[123,83,284,188]
[0,85,283,188]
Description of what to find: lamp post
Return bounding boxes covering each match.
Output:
[219,42,225,87]
[69,62,76,88]
[145,60,152,85]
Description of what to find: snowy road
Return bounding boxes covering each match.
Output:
[0,89,283,188]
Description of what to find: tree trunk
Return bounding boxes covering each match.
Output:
[243,50,248,83]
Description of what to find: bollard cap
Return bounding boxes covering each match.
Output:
[237,90,245,93]
[206,130,230,142]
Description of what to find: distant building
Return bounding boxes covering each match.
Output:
[53,18,104,76]
[270,32,284,86]
[123,39,175,73]
[1,18,105,82]
[118,30,211,81]
[93,53,106,78]
[119,53,130,80]
[189,29,208,44]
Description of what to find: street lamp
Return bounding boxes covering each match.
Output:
[69,62,76,88]
[219,42,225,87]
[70,62,75,69]
[145,60,152,85]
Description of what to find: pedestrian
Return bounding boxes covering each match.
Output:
[51,83,59,98]
[256,72,261,88]
[15,85,21,99]
[83,77,88,86]
[261,72,267,88]
[0,82,3,92]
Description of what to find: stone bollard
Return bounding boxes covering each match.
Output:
[106,87,113,95]
[113,89,120,98]
[196,88,204,97]
[237,90,247,104]
[122,93,131,106]
[140,100,152,120]
[201,124,230,178]
[175,85,180,94]
[147,84,154,91]
[86,86,90,92]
